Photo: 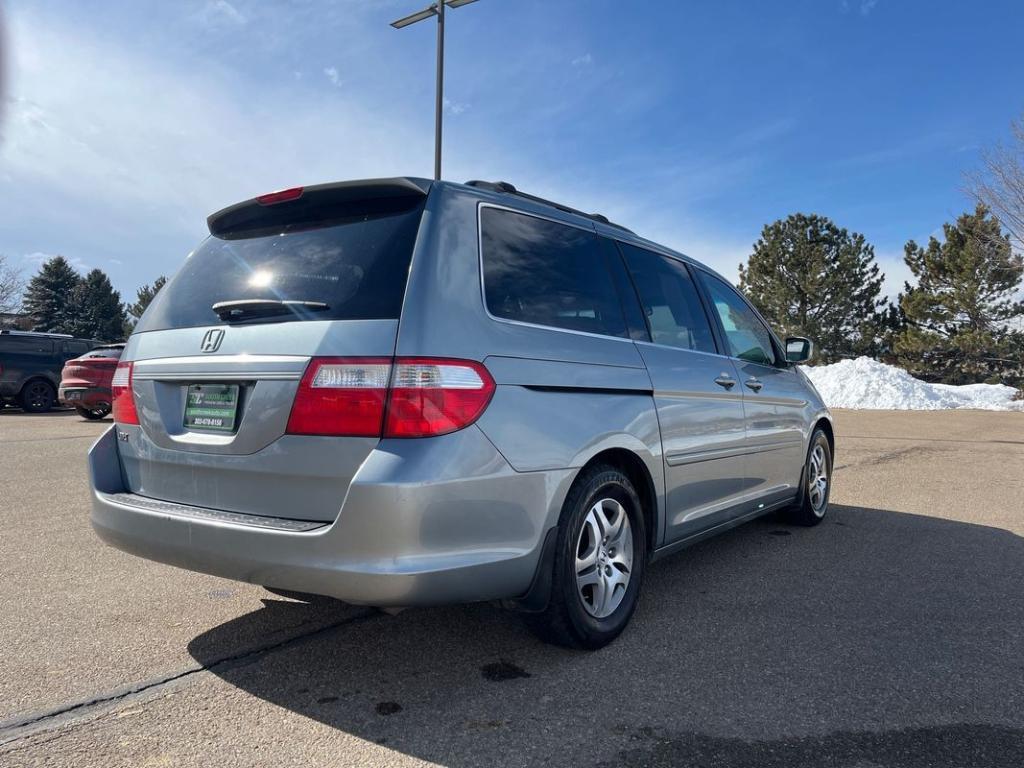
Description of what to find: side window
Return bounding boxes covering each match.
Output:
[618,244,716,353]
[64,341,90,356]
[698,272,777,366]
[480,207,627,338]
[2,337,52,355]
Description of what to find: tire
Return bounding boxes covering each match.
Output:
[76,404,111,420]
[784,428,833,526]
[525,464,647,650]
[19,379,56,413]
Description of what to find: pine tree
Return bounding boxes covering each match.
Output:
[22,256,82,333]
[894,205,1024,386]
[127,276,167,326]
[738,213,887,362]
[70,269,127,342]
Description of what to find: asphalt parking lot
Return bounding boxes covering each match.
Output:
[1,407,1022,767]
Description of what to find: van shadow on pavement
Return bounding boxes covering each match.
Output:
[188,505,1024,767]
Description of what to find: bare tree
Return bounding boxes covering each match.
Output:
[0,254,25,315]
[968,113,1024,253]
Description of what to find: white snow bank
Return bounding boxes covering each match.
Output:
[801,357,1024,411]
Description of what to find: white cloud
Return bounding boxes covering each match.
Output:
[323,66,341,87]
[571,53,593,67]
[860,0,879,16]
[876,257,912,300]
[22,251,88,273]
[443,97,469,115]
[0,7,752,294]
[194,0,246,27]
[1,11,434,225]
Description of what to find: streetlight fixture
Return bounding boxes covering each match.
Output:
[391,0,480,180]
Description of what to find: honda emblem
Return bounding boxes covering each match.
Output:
[200,329,225,353]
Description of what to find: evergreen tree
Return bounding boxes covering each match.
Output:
[69,269,127,341]
[22,256,82,333]
[738,213,887,362]
[127,276,167,326]
[894,205,1024,386]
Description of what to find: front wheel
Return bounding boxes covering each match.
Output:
[525,464,646,650]
[784,428,833,526]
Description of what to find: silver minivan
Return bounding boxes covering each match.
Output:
[89,178,833,649]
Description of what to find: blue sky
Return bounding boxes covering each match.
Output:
[1,0,1022,302]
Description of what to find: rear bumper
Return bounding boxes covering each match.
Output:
[89,426,574,606]
[59,384,110,408]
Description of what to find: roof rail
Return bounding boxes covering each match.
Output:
[0,329,74,338]
[465,180,633,234]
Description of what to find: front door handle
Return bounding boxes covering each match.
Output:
[714,374,736,390]
[745,377,763,392]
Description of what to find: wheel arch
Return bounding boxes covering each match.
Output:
[814,416,835,458]
[576,447,659,556]
[19,375,57,397]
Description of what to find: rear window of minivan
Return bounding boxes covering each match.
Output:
[136,197,426,332]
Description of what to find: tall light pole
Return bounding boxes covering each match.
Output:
[391,0,480,181]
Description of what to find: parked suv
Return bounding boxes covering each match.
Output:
[59,343,124,419]
[0,331,102,412]
[89,178,833,649]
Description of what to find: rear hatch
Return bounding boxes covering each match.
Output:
[117,179,431,523]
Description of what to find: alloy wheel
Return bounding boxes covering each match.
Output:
[24,381,53,411]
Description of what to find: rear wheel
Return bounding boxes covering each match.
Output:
[525,464,646,650]
[19,379,56,413]
[784,428,832,526]
[76,404,111,420]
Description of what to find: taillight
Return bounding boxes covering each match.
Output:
[384,358,495,438]
[286,358,391,436]
[285,357,494,438]
[111,361,139,425]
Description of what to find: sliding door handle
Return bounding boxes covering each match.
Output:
[714,374,736,390]
[744,377,763,392]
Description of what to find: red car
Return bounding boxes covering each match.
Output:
[59,344,124,419]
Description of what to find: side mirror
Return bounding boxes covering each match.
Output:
[785,336,813,364]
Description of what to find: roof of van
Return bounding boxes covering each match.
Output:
[206,177,724,281]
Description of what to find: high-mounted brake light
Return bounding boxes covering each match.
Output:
[255,186,304,205]
[111,361,139,425]
[285,357,495,438]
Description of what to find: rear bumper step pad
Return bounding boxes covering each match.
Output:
[103,492,326,533]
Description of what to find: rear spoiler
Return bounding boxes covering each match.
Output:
[207,177,432,236]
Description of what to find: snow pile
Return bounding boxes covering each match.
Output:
[801,357,1024,411]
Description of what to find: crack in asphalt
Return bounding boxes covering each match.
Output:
[842,434,1024,446]
[834,445,937,471]
[0,434,100,445]
[0,608,379,747]
[597,723,1024,768]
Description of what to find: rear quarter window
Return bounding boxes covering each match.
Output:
[480,207,627,338]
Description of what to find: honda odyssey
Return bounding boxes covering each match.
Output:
[89,178,833,649]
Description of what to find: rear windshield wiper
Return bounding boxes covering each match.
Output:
[212,299,330,322]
